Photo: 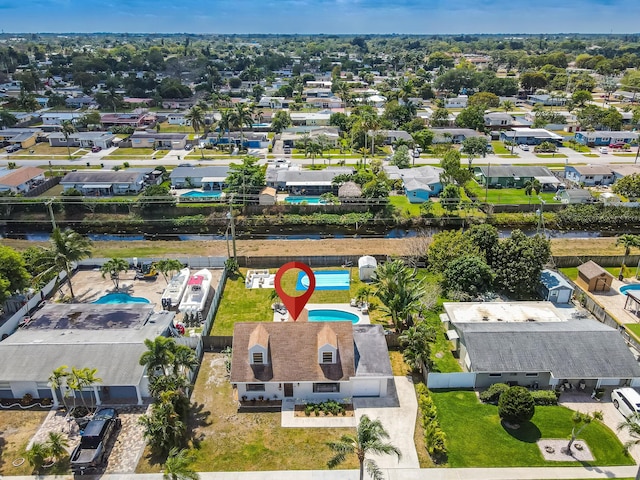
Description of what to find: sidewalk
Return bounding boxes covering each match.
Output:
[3,465,638,480]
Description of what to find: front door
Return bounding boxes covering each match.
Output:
[284,383,294,397]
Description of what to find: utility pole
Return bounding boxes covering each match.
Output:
[45,199,57,230]
[228,194,237,259]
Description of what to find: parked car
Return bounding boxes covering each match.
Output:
[5,144,21,153]
[519,144,529,151]
[70,407,121,474]
[609,143,630,150]
[283,147,292,154]
[91,146,102,153]
[185,144,193,150]
[598,147,609,154]
[611,388,640,421]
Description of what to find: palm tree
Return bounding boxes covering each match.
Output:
[163,447,199,480]
[618,413,640,480]
[100,257,129,290]
[336,82,352,108]
[68,367,102,411]
[156,259,185,283]
[327,414,401,480]
[140,336,177,377]
[501,100,515,113]
[615,234,640,280]
[44,431,69,463]
[230,103,254,153]
[60,120,76,159]
[565,411,603,453]
[39,227,92,299]
[185,106,206,159]
[172,344,199,376]
[48,365,70,410]
[25,441,48,472]
[218,109,233,153]
[305,141,323,166]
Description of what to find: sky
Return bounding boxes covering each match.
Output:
[1,0,640,34]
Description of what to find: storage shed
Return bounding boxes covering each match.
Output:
[539,269,574,304]
[259,187,276,205]
[576,261,614,293]
[358,256,378,282]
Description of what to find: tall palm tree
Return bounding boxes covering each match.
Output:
[305,141,323,166]
[60,120,76,159]
[100,257,129,290]
[39,227,92,299]
[172,345,199,377]
[618,413,640,480]
[163,447,199,480]
[48,365,70,410]
[230,102,254,153]
[156,259,185,283]
[185,106,206,158]
[336,82,352,109]
[615,234,640,280]
[501,100,515,113]
[218,109,233,153]
[327,414,401,480]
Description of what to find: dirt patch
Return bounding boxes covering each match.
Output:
[537,439,594,462]
[0,410,49,476]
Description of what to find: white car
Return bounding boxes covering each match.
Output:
[598,147,609,154]
[519,144,529,151]
[611,388,640,420]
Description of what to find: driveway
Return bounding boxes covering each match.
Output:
[560,391,640,463]
[353,375,420,469]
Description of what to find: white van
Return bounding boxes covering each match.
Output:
[611,388,640,419]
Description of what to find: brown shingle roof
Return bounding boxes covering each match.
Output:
[248,324,269,349]
[317,324,337,349]
[0,167,44,187]
[230,322,354,383]
[577,260,614,280]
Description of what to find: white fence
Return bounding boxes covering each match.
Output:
[0,271,67,339]
[427,372,476,389]
[77,256,227,269]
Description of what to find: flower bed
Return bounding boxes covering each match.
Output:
[294,401,354,417]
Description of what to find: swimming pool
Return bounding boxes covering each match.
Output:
[296,270,351,291]
[285,196,326,205]
[92,293,151,304]
[308,309,359,324]
[620,284,640,295]
[181,191,222,199]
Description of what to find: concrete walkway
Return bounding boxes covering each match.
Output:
[5,465,639,480]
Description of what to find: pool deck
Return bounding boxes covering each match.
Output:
[272,303,370,324]
[586,277,640,324]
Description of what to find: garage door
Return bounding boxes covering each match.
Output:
[353,380,380,397]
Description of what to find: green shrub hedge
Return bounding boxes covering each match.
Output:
[416,383,447,462]
[479,383,509,404]
[531,390,558,406]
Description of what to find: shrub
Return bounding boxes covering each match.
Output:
[498,386,535,425]
[479,383,509,404]
[531,390,558,406]
[416,383,447,462]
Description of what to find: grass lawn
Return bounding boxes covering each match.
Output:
[37,184,64,196]
[583,154,600,158]
[431,390,633,468]
[490,141,511,155]
[136,352,359,472]
[563,143,590,153]
[0,410,51,476]
[624,323,640,340]
[212,267,385,335]
[613,153,639,157]
[466,184,560,205]
[108,147,157,156]
[536,154,568,158]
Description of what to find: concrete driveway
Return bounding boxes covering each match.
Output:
[353,375,420,469]
[560,391,640,463]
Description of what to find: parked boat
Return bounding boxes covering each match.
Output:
[161,267,190,308]
[178,269,212,313]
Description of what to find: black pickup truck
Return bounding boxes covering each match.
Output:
[70,407,121,475]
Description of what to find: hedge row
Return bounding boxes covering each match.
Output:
[479,383,558,406]
[416,383,447,463]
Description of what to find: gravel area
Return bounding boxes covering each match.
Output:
[537,439,594,462]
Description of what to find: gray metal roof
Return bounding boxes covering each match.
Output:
[61,170,145,184]
[131,132,188,140]
[476,166,553,178]
[353,325,393,377]
[458,319,640,379]
[540,269,574,292]
[48,132,114,140]
[169,166,229,179]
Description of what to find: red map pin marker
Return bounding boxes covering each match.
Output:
[274,262,315,322]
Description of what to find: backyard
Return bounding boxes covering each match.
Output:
[431,390,633,468]
[0,410,51,476]
[136,352,359,472]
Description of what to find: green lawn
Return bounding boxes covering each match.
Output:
[212,267,383,335]
[108,147,157,156]
[536,154,568,158]
[563,142,590,153]
[583,154,600,158]
[613,153,639,157]
[624,324,640,340]
[466,184,560,205]
[431,390,633,467]
[491,141,511,155]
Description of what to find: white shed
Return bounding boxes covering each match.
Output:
[358,256,378,282]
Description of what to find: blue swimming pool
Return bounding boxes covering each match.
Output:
[92,293,151,304]
[308,309,359,324]
[296,270,351,291]
[620,284,640,295]
[181,191,222,199]
[285,196,326,205]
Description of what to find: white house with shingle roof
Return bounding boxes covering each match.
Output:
[0,166,46,193]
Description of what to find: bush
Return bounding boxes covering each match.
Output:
[531,390,558,406]
[498,386,535,425]
[479,383,509,404]
[416,383,447,462]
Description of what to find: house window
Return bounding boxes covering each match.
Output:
[252,352,264,364]
[525,373,539,377]
[313,383,340,393]
[246,384,265,392]
[488,373,502,377]
[322,351,334,363]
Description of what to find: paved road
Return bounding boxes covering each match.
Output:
[4,465,639,480]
